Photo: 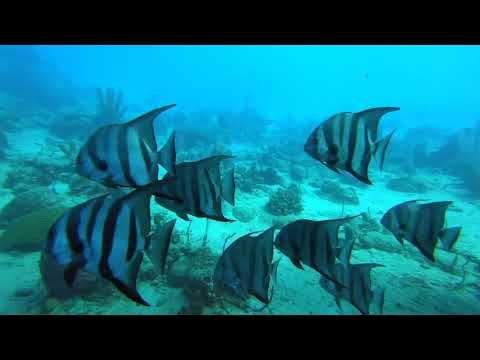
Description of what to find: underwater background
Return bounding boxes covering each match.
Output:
[0,45,479,315]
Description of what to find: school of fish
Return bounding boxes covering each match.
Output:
[43,105,463,314]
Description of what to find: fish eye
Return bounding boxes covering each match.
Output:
[311,137,318,145]
[98,160,108,171]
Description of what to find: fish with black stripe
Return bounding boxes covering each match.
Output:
[380,200,462,262]
[320,262,385,315]
[304,107,399,184]
[75,105,177,189]
[43,178,180,306]
[273,215,361,286]
[154,155,236,222]
[213,227,281,308]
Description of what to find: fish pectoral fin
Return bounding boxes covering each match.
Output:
[290,257,304,270]
[108,252,149,306]
[146,219,176,275]
[63,263,80,288]
[438,226,462,251]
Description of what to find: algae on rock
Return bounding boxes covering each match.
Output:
[265,183,303,216]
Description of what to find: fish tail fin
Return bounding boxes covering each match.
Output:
[371,287,385,315]
[138,178,182,202]
[157,131,176,176]
[109,252,149,306]
[146,219,176,275]
[372,129,395,171]
[438,226,462,251]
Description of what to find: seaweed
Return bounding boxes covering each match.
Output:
[94,88,127,125]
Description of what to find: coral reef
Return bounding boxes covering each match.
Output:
[165,245,220,315]
[315,179,359,205]
[235,163,284,194]
[0,206,68,252]
[385,176,429,193]
[265,183,303,216]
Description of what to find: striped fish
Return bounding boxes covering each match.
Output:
[380,200,462,261]
[213,227,280,305]
[273,215,361,286]
[155,155,236,222]
[320,263,385,315]
[304,107,399,184]
[75,105,177,189]
[43,178,179,306]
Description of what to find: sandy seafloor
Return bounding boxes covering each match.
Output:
[1,128,480,315]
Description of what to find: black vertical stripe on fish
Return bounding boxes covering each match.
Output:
[358,120,372,180]
[345,116,360,174]
[65,206,84,254]
[126,209,137,262]
[323,118,336,159]
[86,195,108,246]
[87,129,108,171]
[100,197,124,277]
[118,125,137,188]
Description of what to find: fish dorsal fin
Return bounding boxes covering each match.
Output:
[126,104,176,151]
[357,107,400,140]
[107,251,149,306]
[146,219,176,275]
[157,132,176,176]
[221,167,236,206]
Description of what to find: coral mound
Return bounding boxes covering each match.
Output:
[265,183,303,216]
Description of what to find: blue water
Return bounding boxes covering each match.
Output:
[0,45,479,315]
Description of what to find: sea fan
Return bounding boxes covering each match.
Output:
[94,88,128,124]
